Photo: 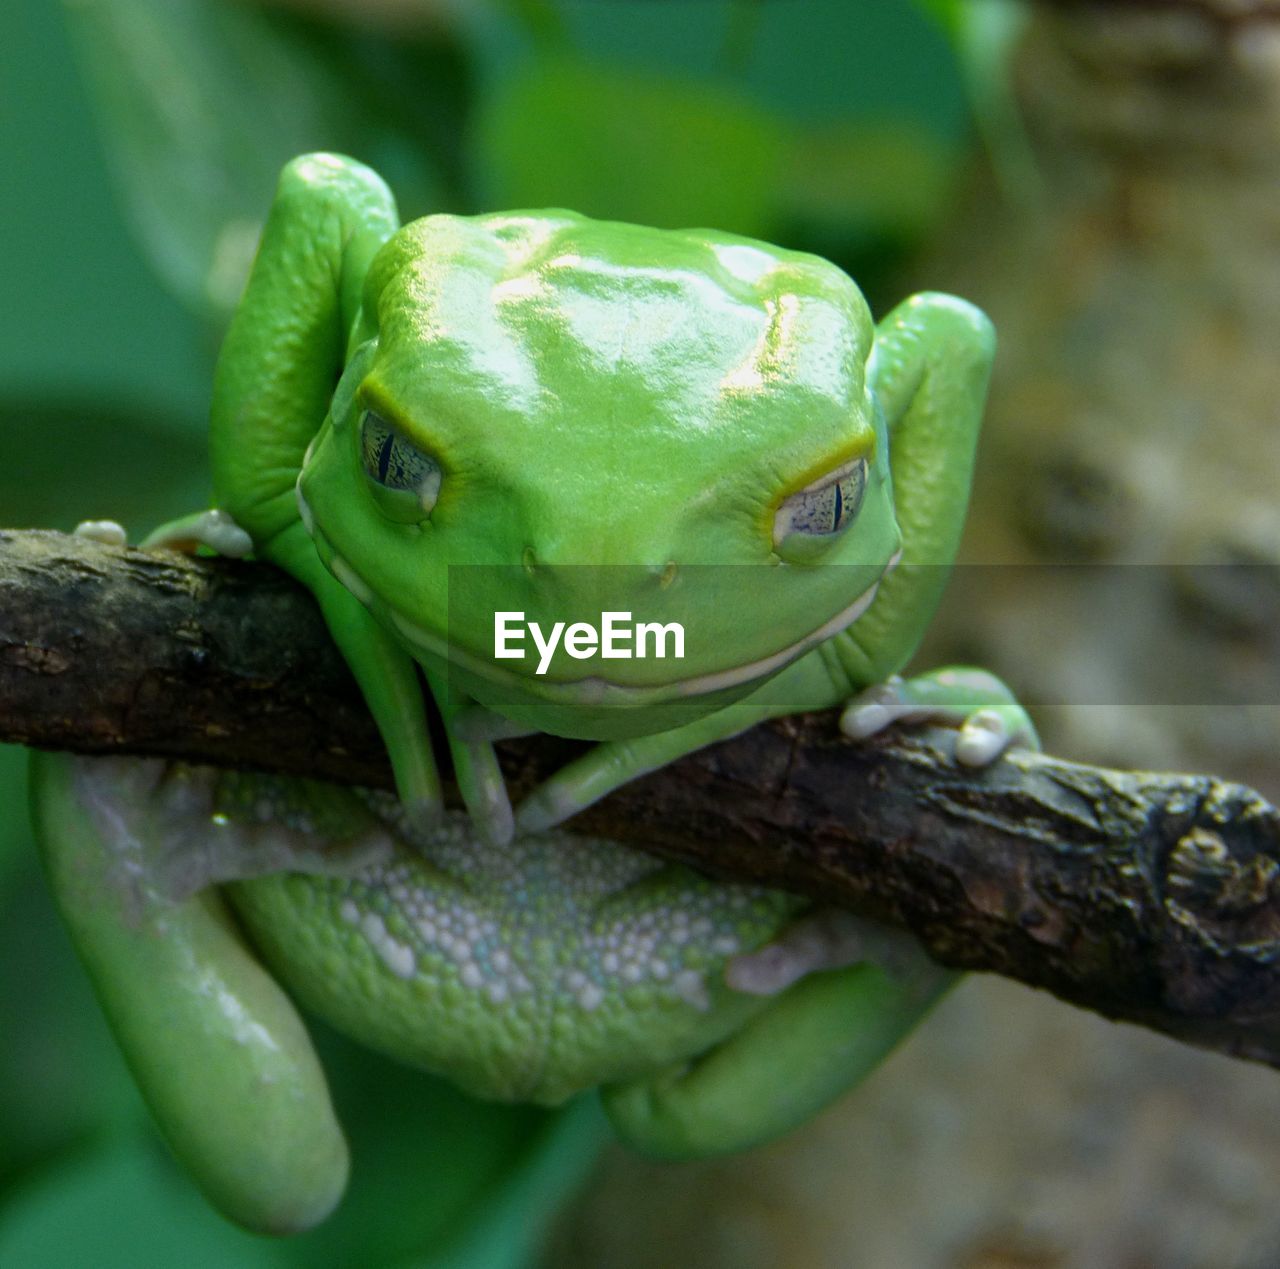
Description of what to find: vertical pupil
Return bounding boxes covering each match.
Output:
[376,433,395,482]
[833,481,844,530]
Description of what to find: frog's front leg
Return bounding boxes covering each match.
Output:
[830,291,996,687]
[833,293,1035,764]
[511,643,1034,839]
[272,520,443,825]
[137,505,446,829]
[209,152,443,825]
[601,911,954,1157]
[514,652,844,834]
[421,667,515,846]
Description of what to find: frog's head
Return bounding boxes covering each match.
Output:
[299,211,902,738]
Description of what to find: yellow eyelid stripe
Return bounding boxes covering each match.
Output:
[774,439,873,506]
[757,441,873,547]
[792,456,864,498]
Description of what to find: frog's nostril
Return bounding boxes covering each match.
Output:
[521,546,537,576]
[658,561,678,590]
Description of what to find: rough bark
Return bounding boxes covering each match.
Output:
[3,528,1280,1069]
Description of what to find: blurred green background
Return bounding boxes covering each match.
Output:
[0,1,981,1262]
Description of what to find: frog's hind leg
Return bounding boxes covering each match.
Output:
[28,751,350,1234]
[600,913,953,1159]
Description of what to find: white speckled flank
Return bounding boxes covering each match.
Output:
[333,794,794,1017]
[70,756,816,1102]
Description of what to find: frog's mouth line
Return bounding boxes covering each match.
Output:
[299,488,897,709]
[384,564,894,708]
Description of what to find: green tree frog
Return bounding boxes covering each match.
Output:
[30,154,1034,1236]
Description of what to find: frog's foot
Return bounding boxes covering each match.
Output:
[840,667,1038,766]
[725,907,949,997]
[73,518,129,546]
[77,509,255,557]
[140,508,254,557]
[602,922,954,1159]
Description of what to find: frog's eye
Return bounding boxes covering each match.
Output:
[773,458,867,545]
[359,410,442,521]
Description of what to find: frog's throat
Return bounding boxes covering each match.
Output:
[298,488,897,708]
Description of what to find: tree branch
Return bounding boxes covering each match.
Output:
[4,528,1279,1070]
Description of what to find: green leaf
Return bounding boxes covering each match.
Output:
[913,0,965,39]
[911,0,1038,200]
[783,119,959,246]
[63,0,451,324]
[0,401,208,531]
[0,848,142,1191]
[0,1133,280,1268]
[0,748,31,898]
[471,56,790,239]
[275,1025,605,1268]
